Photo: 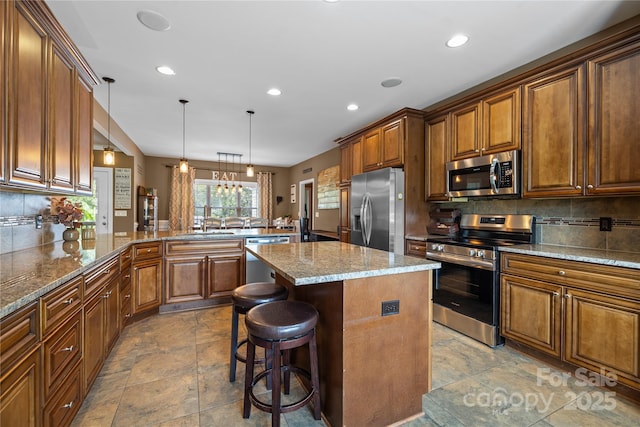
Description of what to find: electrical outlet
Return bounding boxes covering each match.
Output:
[35,214,43,229]
[599,217,612,232]
[381,300,400,316]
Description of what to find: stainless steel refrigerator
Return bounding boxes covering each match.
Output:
[350,168,405,255]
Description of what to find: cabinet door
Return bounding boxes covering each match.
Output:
[362,129,381,171]
[83,291,105,391]
[0,0,6,184]
[7,3,47,189]
[565,288,640,389]
[482,87,520,154]
[48,45,74,193]
[0,349,40,427]
[501,274,562,357]
[206,254,244,298]
[75,77,93,194]
[523,65,585,197]
[450,102,480,160]
[425,114,449,201]
[352,137,362,176]
[42,311,82,402]
[339,143,351,183]
[587,40,640,196]
[164,256,207,304]
[131,258,162,314]
[339,184,350,243]
[104,279,120,355]
[380,119,403,167]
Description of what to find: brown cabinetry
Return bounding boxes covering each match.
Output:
[131,242,163,315]
[0,0,6,184]
[164,239,244,305]
[362,119,403,171]
[119,246,132,328]
[450,87,520,161]
[404,239,427,258]
[2,0,96,195]
[0,302,40,427]
[501,252,640,391]
[338,184,350,243]
[425,114,450,201]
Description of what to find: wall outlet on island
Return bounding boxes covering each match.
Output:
[381,300,400,316]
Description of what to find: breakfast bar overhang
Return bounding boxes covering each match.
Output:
[245,241,441,427]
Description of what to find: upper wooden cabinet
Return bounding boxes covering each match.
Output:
[0,1,7,185]
[522,65,585,198]
[2,0,97,195]
[450,87,520,161]
[363,119,403,171]
[587,40,640,196]
[425,114,450,201]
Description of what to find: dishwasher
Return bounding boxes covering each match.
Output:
[245,236,290,283]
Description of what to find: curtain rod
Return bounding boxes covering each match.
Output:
[163,163,276,174]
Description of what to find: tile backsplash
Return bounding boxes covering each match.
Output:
[432,196,640,253]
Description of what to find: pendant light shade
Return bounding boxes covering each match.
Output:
[216,152,223,194]
[179,99,189,173]
[102,77,116,166]
[246,110,255,177]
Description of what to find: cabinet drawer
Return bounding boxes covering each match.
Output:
[43,310,82,401]
[121,283,132,327]
[132,241,163,260]
[501,253,640,300]
[405,240,427,258]
[41,276,82,337]
[0,301,39,373]
[84,255,119,298]
[165,239,244,256]
[42,360,82,427]
[120,246,133,271]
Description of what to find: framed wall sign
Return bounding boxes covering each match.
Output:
[290,184,296,203]
[114,168,132,209]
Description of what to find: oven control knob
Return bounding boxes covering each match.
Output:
[476,250,485,258]
[469,249,476,256]
[437,244,444,252]
[431,243,439,251]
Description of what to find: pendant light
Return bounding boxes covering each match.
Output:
[237,154,243,193]
[179,99,189,173]
[246,110,255,177]
[230,154,236,194]
[102,77,116,166]
[216,152,223,194]
[224,153,229,194]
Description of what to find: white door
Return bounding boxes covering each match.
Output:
[94,167,113,235]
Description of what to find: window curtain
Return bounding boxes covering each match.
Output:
[168,166,195,231]
[257,172,273,222]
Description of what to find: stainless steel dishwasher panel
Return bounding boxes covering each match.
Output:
[245,236,290,283]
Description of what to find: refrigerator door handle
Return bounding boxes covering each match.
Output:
[361,193,373,246]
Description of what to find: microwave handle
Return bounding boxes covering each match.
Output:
[490,158,500,193]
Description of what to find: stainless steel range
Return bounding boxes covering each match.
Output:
[426,214,536,347]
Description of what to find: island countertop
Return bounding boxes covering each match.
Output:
[246,241,441,285]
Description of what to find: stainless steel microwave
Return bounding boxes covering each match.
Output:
[446,150,520,198]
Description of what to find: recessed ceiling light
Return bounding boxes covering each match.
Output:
[137,10,171,32]
[267,88,282,96]
[381,78,402,88]
[156,66,175,76]
[347,104,359,111]
[446,34,469,48]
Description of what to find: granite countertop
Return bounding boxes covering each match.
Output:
[499,244,640,269]
[0,228,297,319]
[246,241,441,285]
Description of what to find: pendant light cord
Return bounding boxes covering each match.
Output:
[102,77,115,149]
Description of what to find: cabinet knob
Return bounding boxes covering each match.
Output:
[59,346,74,353]
[147,249,151,253]
[125,313,132,318]
[587,184,594,189]
[565,294,571,299]
[62,401,74,409]
[103,269,110,275]
[124,294,131,299]
[124,274,131,279]
[63,298,74,304]
[553,292,559,297]
[575,185,582,190]
[558,270,566,276]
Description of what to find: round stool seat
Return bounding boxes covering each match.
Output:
[232,282,288,312]
[245,300,318,341]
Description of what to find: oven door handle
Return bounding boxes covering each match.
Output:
[426,252,496,271]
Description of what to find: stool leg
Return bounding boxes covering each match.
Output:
[309,330,322,420]
[265,348,273,390]
[229,308,240,382]
[242,338,256,418]
[271,342,282,427]
[283,349,291,395]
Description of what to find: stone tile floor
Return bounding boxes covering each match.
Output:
[72,305,640,426]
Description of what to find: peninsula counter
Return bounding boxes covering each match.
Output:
[245,241,440,427]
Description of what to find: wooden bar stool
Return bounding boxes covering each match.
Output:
[243,300,321,427]
[229,282,289,383]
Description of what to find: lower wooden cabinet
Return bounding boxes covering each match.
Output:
[405,239,427,258]
[42,360,82,427]
[501,252,640,391]
[0,348,40,427]
[131,242,163,315]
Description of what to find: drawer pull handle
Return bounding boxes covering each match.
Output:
[125,313,131,318]
[103,269,110,275]
[62,401,74,409]
[59,346,74,353]
[553,292,559,297]
[63,298,74,304]
[565,294,571,299]
[558,270,566,276]
[124,274,131,279]
[147,249,151,253]
[124,294,131,299]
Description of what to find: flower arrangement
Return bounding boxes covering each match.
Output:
[53,197,84,228]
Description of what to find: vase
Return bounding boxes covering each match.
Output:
[62,227,80,242]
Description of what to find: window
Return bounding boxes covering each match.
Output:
[193,179,258,227]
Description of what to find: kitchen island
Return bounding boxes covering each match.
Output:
[245,241,441,427]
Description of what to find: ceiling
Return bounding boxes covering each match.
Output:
[46,1,640,168]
